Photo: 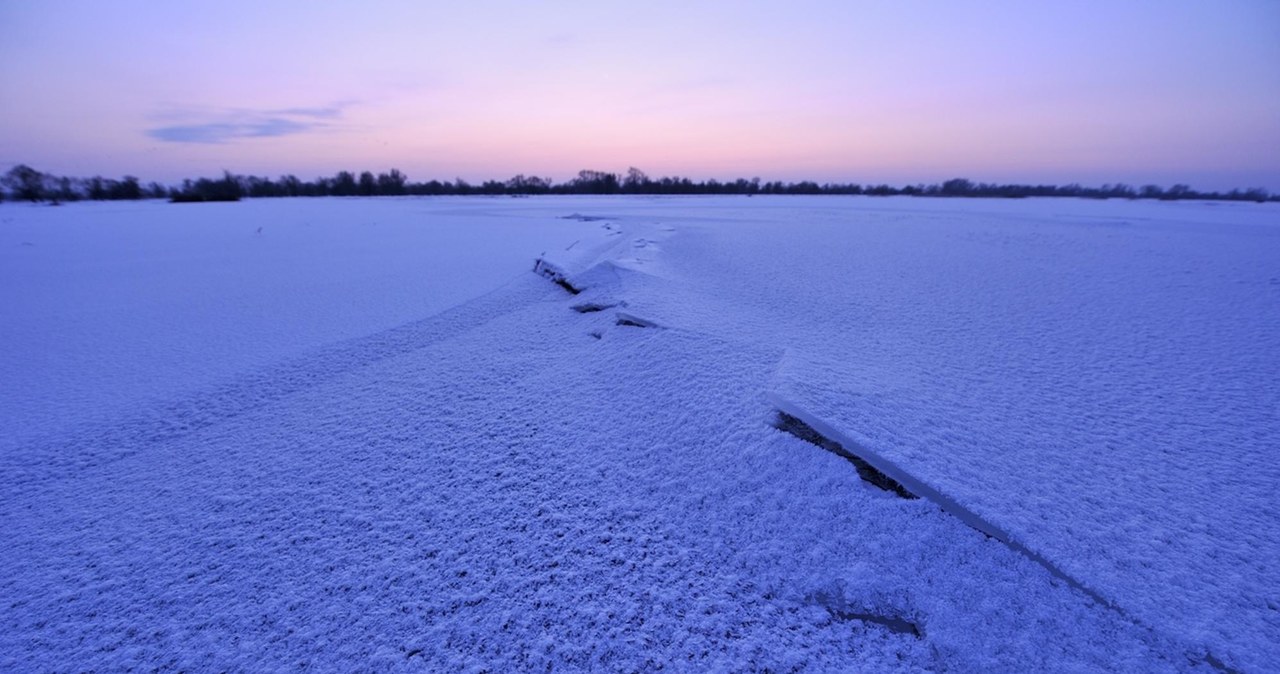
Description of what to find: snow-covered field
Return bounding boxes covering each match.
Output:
[0,199,602,446]
[2,196,1276,672]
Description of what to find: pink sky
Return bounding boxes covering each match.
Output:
[2,1,1278,189]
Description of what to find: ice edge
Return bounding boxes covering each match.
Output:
[532,257,581,294]
[766,392,1239,670]
[766,391,1115,609]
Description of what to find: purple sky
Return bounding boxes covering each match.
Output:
[2,1,1278,190]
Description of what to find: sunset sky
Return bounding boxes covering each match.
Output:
[2,0,1278,190]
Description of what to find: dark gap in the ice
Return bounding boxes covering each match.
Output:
[532,258,583,295]
[554,278,582,295]
[616,317,650,328]
[826,607,921,638]
[532,258,582,295]
[405,649,423,660]
[773,411,917,499]
[1203,652,1240,674]
[572,302,615,313]
[589,331,602,340]
[561,213,607,222]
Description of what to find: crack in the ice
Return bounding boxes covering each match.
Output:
[571,302,616,314]
[532,258,581,294]
[827,607,922,638]
[773,411,917,499]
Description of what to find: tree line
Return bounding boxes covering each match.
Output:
[2,164,1274,204]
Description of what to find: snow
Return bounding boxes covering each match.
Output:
[2,195,1276,671]
[0,198,605,446]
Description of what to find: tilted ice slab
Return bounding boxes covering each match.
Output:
[767,375,1112,607]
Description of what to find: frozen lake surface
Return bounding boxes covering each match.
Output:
[2,196,1276,671]
[0,199,602,444]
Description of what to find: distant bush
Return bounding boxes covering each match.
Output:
[4,163,1277,204]
[3,165,47,202]
[170,192,240,203]
[170,172,243,203]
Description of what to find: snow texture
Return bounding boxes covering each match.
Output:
[2,195,1275,672]
[0,198,604,447]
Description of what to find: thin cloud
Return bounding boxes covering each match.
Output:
[147,118,312,144]
[145,103,353,144]
[268,105,347,119]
